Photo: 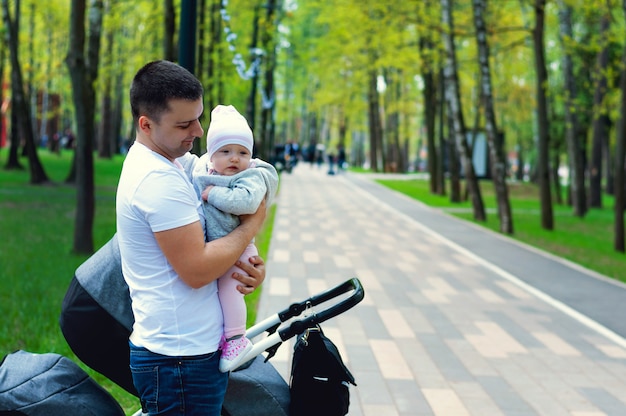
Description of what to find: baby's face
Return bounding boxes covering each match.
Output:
[211,144,252,175]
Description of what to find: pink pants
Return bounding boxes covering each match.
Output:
[218,243,258,339]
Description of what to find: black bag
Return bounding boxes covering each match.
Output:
[0,350,125,416]
[288,326,356,416]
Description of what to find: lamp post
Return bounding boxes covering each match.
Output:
[179,0,197,74]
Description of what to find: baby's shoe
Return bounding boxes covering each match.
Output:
[219,335,253,373]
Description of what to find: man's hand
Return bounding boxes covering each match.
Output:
[233,255,266,294]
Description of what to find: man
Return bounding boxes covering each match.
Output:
[116,60,266,415]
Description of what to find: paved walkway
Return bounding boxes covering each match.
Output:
[255,165,626,416]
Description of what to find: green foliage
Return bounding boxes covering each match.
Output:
[377,177,624,282]
[6,0,626,170]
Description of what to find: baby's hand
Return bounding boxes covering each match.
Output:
[201,185,214,201]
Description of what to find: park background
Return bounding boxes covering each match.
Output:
[1,0,625,412]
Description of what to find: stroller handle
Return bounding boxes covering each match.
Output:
[244,278,364,361]
[277,277,364,340]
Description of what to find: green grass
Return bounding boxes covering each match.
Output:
[0,148,276,414]
[377,178,625,283]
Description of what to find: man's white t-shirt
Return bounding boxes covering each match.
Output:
[116,142,223,356]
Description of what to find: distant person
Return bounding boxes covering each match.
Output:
[315,143,325,169]
[327,152,336,175]
[192,104,278,373]
[285,140,299,169]
[306,142,316,167]
[50,132,60,154]
[337,144,347,172]
[64,129,75,149]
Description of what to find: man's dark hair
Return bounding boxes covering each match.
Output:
[130,60,204,127]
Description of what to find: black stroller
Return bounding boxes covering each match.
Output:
[0,235,364,415]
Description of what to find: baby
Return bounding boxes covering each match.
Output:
[193,105,279,372]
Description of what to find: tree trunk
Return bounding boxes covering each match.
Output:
[418,30,438,191]
[1,0,48,183]
[557,0,587,217]
[98,18,114,159]
[532,0,553,230]
[205,0,221,114]
[472,0,513,234]
[66,0,103,255]
[164,0,176,61]
[5,106,24,169]
[259,0,278,162]
[384,69,402,173]
[245,4,261,135]
[196,0,210,150]
[551,145,562,204]
[589,11,610,208]
[424,67,437,186]
[614,0,626,253]
[179,0,199,155]
[441,0,485,221]
[604,116,614,195]
[1,43,22,171]
[367,69,382,172]
[197,0,206,83]
[98,89,113,158]
[437,69,446,196]
[27,3,37,144]
[338,105,348,149]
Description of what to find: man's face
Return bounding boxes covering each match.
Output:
[142,98,204,161]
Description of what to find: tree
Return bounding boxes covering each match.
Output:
[614,0,626,253]
[589,8,611,209]
[441,0,486,221]
[258,0,279,161]
[97,1,116,158]
[367,68,383,172]
[164,0,176,61]
[532,0,553,230]
[417,0,440,193]
[66,0,103,254]
[0,39,22,172]
[245,4,261,134]
[472,0,513,234]
[558,0,587,217]
[1,0,48,183]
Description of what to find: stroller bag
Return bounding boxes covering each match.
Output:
[0,350,124,416]
[289,326,356,416]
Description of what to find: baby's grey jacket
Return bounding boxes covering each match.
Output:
[192,155,279,241]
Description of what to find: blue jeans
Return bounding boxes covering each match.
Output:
[129,342,228,416]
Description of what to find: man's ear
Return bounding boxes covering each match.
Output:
[138,116,151,134]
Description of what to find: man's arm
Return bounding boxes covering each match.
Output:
[155,200,266,289]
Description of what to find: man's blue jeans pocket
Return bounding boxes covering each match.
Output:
[129,342,228,415]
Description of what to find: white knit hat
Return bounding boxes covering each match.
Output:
[206,105,253,160]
